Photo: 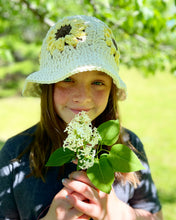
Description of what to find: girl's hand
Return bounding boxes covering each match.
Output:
[62,171,108,220]
[40,186,90,220]
[62,171,136,220]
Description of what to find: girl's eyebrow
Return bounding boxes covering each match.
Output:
[95,72,111,79]
[93,71,107,76]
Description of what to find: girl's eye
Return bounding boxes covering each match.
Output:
[63,77,73,82]
[93,81,104,86]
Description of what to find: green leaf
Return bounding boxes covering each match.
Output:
[97,119,120,146]
[107,144,144,172]
[87,154,114,194]
[46,147,75,167]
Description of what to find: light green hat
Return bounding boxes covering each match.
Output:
[22,15,127,100]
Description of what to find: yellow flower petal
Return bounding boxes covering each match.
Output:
[106,39,112,47]
[110,46,116,55]
[70,29,79,35]
[107,27,113,35]
[105,32,110,38]
[47,42,55,55]
[49,29,56,36]
[69,38,78,47]
[65,35,72,42]
[114,52,120,65]
[56,38,65,51]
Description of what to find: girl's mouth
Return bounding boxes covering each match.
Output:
[70,108,90,114]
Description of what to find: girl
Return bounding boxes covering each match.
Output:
[0,15,163,220]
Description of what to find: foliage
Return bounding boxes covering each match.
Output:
[0,0,175,83]
[46,117,143,193]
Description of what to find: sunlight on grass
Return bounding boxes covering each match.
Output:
[0,97,40,141]
[119,66,176,220]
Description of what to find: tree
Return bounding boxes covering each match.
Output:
[0,0,175,79]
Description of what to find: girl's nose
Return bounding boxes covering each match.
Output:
[72,85,91,103]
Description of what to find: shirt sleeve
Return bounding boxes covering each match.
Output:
[0,140,20,219]
[127,129,162,213]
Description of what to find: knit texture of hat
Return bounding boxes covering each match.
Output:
[22,15,127,100]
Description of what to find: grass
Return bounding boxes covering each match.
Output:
[120,66,176,220]
[0,97,40,143]
[0,66,176,219]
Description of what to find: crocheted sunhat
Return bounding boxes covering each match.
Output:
[22,15,127,100]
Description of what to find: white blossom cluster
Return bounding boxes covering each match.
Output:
[63,111,102,169]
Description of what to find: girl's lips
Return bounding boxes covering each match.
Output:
[70,109,90,114]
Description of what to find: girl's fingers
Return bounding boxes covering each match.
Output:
[66,194,98,218]
[66,207,83,219]
[61,171,108,219]
[51,187,86,219]
[68,192,91,219]
[77,214,91,220]
[53,187,73,207]
[68,171,97,189]
[70,191,87,201]
[54,186,72,198]
[62,178,99,202]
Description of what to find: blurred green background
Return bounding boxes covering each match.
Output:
[0,0,176,219]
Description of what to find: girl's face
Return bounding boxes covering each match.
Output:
[53,71,112,123]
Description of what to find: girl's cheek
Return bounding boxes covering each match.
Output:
[94,90,110,105]
[54,87,71,105]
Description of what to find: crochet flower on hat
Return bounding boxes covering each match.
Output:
[104,27,120,65]
[47,18,88,54]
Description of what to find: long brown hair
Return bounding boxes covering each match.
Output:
[22,83,139,186]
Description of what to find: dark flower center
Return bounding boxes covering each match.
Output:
[55,24,72,40]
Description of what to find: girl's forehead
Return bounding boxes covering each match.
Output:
[72,70,112,78]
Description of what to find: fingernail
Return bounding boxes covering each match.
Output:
[62,178,67,184]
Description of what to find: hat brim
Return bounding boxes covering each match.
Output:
[22,64,127,100]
